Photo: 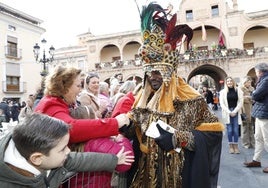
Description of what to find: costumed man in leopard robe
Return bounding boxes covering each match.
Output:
[127,3,224,188]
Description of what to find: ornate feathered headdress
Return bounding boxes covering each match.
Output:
[138,2,193,84]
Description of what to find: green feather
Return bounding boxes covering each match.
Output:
[140,2,164,32]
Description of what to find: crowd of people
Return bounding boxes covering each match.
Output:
[0,2,267,188]
[0,98,20,125]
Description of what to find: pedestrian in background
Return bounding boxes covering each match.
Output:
[240,76,255,149]
[0,98,10,123]
[18,95,34,122]
[0,109,6,127]
[33,86,44,110]
[244,63,268,173]
[78,72,102,118]
[220,76,244,154]
[98,81,113,118]
[111,80,136,108]
[212,88,219,110]
[203,85,214,109]
[8,100,20,122]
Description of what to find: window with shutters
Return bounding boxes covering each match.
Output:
[6,36,18,58]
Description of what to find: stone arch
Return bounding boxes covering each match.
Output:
[99,42,120,51]
[243,25,268,49]
[187,64,227,91]
[121,39,142,47]
[245,67,257,87]
[122,41,141,61]
[191,25,226,50]
[243,24,268,35]
[100,44,120,62]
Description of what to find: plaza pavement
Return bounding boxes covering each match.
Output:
[215,108,268,188]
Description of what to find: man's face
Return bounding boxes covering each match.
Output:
[255,69,263,78]
[147,71,163,90]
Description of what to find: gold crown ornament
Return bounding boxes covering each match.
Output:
[138,2,193,85]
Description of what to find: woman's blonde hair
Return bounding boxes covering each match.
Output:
[224,76,237,91]
[44,66,82,97]
[242,76,252,85]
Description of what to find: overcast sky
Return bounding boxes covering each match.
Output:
[1,0,267,48]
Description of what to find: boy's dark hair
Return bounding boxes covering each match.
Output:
[12,113,70,159]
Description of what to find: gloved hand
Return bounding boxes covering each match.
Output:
[115,114,130,128]
[154,123,174,152]
[119,120,135,139]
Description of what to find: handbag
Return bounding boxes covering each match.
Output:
[241,113,247,121]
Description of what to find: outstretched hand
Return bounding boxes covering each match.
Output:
[154,123,174,152]
[116,146,135,165]
[115,114,130,128]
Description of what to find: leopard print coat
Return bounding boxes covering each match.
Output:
[129,96,222,188]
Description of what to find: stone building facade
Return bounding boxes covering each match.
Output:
[54,0,268,90]
[0,0,268,103]
[0,2,45,102]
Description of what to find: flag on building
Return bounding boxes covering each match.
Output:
[218,26,225,48]
[201,23,207,41]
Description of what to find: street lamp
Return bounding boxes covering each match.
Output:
[33,38,55,76]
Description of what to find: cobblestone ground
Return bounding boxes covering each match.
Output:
[216,108,268,188]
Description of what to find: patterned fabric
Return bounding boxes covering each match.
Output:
[130,96,223,188]
[138,2,193,85]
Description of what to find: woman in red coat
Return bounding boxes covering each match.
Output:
[34,66,130,144]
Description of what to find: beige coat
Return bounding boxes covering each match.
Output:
[219,87,244,125]
[240,85,254,122]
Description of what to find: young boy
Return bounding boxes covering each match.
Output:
[0,113,133,187]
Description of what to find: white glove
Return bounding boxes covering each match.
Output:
[115,114,130,128]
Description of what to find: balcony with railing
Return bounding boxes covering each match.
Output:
[5,46,22,59]
[179,46,268,63]
[94,46,268,70]
[95,59,142,70]
[2,81,27,93]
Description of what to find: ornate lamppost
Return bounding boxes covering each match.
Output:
[33,38,55,77]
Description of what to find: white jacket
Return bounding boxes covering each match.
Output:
[219,87,244,125]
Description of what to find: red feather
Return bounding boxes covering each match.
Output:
[164,14,193,50]
[168,24,193,50]
[165,14,177,44]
